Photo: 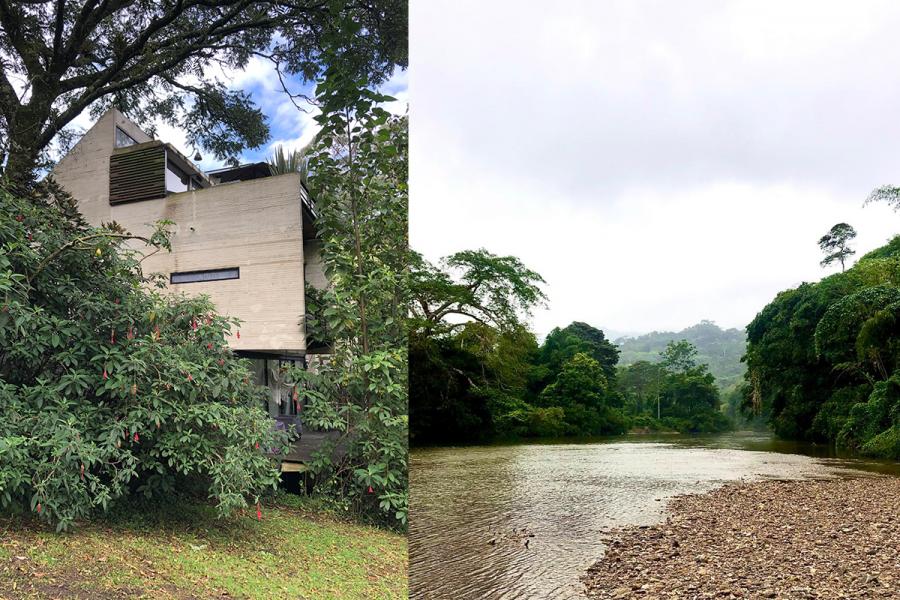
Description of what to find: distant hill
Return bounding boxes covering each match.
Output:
[616,320,746,389]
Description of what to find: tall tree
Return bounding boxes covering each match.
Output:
[618,360,663,415]
[408,249,546,444]
[0,0,407,186]
[409,249,547,335]
[818,222,857,272]
[537,352,626,436]
[290,58,409,526]
[660,339,699,374]
[536,321,620,386]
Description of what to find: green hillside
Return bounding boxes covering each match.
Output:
[616,321,746,389]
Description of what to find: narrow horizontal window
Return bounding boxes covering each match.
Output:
[170,267,239,284]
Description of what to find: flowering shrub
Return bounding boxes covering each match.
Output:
[0,183,290,530]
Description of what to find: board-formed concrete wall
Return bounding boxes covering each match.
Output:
[303,239,328,291]
[52,108,153,226]
[51,109,308,355]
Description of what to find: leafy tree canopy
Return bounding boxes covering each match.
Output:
[408,249,546,444]
[819,222,857,272]
[537,321,619,385]
[660,339,700,374]
[409,249,547,336]
[744,237,900,458]
[0,0,407,185]
[866,185,900,212]
[539,352,608,410]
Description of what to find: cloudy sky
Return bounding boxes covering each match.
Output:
[410,0,900,339]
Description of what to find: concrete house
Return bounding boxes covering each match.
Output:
[52,108,328,463]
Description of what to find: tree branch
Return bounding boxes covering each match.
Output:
[27,231,154,286]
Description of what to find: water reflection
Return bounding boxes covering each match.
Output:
[409,432,897,599]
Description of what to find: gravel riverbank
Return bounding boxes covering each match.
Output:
[583,477,899,599]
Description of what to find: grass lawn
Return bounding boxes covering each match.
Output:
[0,494,407,599]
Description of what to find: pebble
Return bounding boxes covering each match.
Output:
[583,478,900,599]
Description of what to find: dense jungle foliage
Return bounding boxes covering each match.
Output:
[0,184,290,531]
[617,321,746,390]
[409,254,732,445]
[744,236,900,459]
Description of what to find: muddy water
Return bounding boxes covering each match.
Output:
[409,432,897,599]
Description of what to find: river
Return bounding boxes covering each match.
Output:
[409,432,899,599]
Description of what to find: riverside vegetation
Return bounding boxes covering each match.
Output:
[744,232,900,459]
[409,251,732,445]
[411,228,900,459]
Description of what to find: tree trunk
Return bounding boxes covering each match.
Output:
[2,84,58,192]
[3,142,41,192]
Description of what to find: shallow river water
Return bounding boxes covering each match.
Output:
[409,432,898,599]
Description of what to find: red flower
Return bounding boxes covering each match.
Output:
[15,214,24,222]
[192,318,198,331]
[255,442,260,449]
[102,368,108,380]
[36,503,42,513]
[217,358,225,366]
[256,502,262,521]
[236,330,241,339]
[133,432,139,443]
[367,486,374,494]
[207,343,213,350]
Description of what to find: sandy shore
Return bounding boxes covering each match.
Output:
[583,477,899,599]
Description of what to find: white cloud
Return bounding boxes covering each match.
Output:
[410,0,900,337]
[266,105,322,156]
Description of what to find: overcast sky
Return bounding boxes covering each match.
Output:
[410,0,900,339]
